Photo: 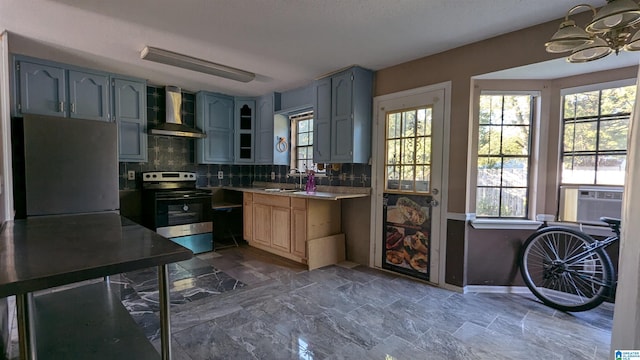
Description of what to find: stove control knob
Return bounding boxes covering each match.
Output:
[182,204,189,212]
[145,174,150,179]
[152,174,157,178]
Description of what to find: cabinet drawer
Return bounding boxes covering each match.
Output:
[253,193,290,208]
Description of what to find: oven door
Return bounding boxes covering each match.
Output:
[154,195,211,228]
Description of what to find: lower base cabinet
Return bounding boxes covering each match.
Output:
[244,193,341,266]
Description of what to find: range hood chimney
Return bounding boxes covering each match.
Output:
[149,86,206,138]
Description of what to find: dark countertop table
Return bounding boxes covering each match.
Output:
[0,212,193,359]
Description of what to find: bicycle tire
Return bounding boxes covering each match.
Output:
[519,227,615,312]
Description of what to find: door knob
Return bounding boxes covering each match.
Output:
[430,199,439,207]
[432,188,439,195]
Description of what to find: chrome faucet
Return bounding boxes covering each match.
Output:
[290,168,304,189]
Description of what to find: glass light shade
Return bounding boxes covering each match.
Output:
[568,37,613,62]
[624,29,640,50]
[586,0,640,33]
[545,20,593,53]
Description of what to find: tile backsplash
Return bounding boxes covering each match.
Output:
[119,85,371,190]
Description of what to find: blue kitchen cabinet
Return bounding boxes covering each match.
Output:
[312,77,332,164]
[68,70,110,122]
[255,94,274,164]
[312,66,373,164]
[113,77,147,162]
[234,99,255,164]
[16,60,66,117]
[196,92,235,164]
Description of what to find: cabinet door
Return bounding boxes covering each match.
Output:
[243,193,253,241]
[68,70,109,122]
[197,92,234,164]
[18,61,66,116]
[255,95,274,164]
[235,99,255,163]
[253,203,271,246]
[113,78,147,162]
[271,206,291,252]
[313,78,331,163]
[291,206,307,258]
[331,71,354,162]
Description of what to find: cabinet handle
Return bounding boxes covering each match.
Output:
[71,103,76,113]
[59,101,64,113]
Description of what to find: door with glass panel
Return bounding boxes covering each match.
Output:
[374,89,444,283]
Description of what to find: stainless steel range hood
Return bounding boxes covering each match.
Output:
[150,86,206,138]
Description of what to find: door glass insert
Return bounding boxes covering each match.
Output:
[385,107,432,193]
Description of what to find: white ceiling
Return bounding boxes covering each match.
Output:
[2,0,632,97]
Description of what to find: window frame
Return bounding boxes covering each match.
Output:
[288,110,324,175]
[474,91,536,219]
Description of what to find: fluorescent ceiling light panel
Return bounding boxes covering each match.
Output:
[140,46,255,83]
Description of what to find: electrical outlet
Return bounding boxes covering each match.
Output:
[217,171,224,179]
[271,171,276,180]
[127,170,135,180]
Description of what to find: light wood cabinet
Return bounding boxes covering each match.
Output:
[244,193,341,266]
[243,193,253,241]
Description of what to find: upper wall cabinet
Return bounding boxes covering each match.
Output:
[313,66,373,164]
[113,77,147,162]
[15,57,110,122]
[196,91,235,164]
[234,99,255,164]
[256,93,288,165]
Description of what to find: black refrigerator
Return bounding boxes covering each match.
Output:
[12,114,119,218]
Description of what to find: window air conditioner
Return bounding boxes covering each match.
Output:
[560,186,623,224]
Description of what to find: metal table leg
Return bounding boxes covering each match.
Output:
[16,293,36,360]
[158,264,172,360]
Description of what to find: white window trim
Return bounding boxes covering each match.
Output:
[561,78,636,96]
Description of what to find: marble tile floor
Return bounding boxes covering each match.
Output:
[7,245,614,360]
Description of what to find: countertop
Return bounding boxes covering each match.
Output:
[207,182,371,201]
[0,212,193,298]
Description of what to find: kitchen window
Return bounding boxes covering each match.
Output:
[561,84,635,186]
[476,93,534,218]
[290,111,323,173]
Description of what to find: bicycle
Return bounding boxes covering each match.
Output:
[519,216,620,312]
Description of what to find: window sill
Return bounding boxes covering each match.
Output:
[470,219,542,230]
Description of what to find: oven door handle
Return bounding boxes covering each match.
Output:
[156,195,211,201]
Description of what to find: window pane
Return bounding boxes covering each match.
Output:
[479,96,492,125]
[574,91,599,118]
[599,119,629,151]
[417,108,432,136]
[298,119,309,132]
[387,139,400,164]
[572,121,598,151]
[476,187,500,217]
[596,155,626,185]
[401,138,415,164]
[387,113,401,138]
[416,165,430,192]
[416,137,431,164]
[501,188,527,217]
[477,157,502,186]
[297,133,308,146]
[402,111,416,137]
[298,148,306,159]
[502,157,528,187]
[399,166,414,191]
[478,126,502,155]
[562,155,595,184]
[502,95,531,125]
[564,95,576,119]
[563,123,575,152]
[601,86,636,114]
[501,125,529,155]
[387,166,400,190]
[486,96,503,125]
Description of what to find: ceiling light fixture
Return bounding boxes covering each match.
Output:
[140,46,255,82]
[545,0,640,63]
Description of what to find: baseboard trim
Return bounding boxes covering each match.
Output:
[464,285,532,294]
[441,283,465,293]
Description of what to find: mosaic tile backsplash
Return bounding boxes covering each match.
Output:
[119,86,372,190]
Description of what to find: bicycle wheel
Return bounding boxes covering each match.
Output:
[519,227,614,312]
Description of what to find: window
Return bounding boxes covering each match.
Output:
[385,107,432,193]
[561,85,635,186]
[290,111,323,173]
[476,94,534,218]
